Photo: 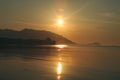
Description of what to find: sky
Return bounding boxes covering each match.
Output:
[0,0,120,45]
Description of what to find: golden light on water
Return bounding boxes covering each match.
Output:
[57,59,63,80]
[56,45,67,49]
[56,56,63,80]
[57,62,62,75]
[57,75,61,80]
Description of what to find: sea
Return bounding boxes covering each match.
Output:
[0,45,120,80]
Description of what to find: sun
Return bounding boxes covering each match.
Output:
[58,19,64,25]
[57,18,64,26]
[57,15,64,26]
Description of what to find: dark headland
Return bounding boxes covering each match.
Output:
[0,29,75,48]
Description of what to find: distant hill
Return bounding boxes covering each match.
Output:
[0,29,75,44]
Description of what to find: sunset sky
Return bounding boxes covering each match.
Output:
[0,0,120,45]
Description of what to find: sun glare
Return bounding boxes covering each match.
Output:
[58,19,64,25]
[57,15,64,26]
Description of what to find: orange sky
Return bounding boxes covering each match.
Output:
[0,0,120,45]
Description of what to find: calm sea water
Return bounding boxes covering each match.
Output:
[0,46,120,80]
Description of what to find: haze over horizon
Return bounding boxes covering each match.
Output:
[0,0,120,45]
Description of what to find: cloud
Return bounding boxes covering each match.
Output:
[99,12,116,18]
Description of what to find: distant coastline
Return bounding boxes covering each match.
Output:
[76,42,120,47]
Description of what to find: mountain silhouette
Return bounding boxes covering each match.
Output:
[0,29,74,44]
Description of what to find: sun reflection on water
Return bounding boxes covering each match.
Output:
[56,45,67,49]
[57,75,61,80]
[57,62,62,75]
[57,57,63,80]
[55,45,66,80]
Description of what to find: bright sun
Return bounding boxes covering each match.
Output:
[57,18,64,26]
[58,19,64,24]
[57,15,64,26]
